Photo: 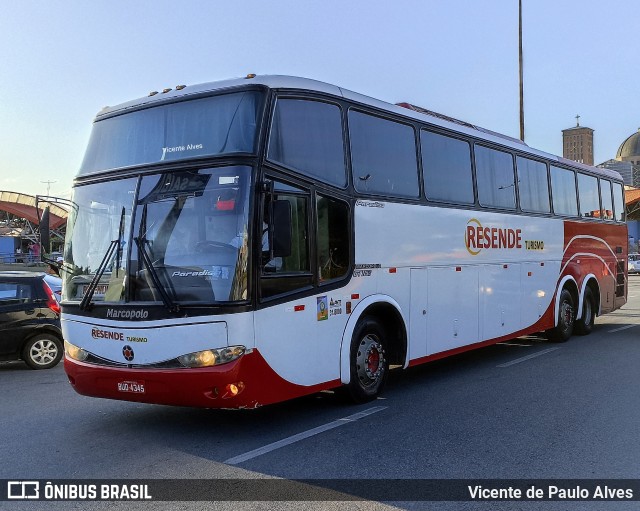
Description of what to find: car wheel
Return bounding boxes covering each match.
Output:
[575,287,596,336]
[345,316,389,403]
[22,334,63,369]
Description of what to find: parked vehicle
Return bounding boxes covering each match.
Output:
[0,272,62,369]
[629,254,640,275]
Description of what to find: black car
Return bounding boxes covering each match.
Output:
[0,272,63,369]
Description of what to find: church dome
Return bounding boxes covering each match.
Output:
[616,129,640,159]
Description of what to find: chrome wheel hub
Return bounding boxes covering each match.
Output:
[356,334,385,387]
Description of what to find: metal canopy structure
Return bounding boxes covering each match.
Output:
[0,191,68,228]
[0,191,68,245]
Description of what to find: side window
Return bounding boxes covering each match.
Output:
[0,282,30,304]
[260,182,312,299]
[550,165,578,216]
[600,179,614,220]
[577,173,601,218]
[316,195,349,283]
[475,145,516,209]
[613,182,625,222]
[349,111,419,198]
[516,156,550,213]
[0,283,19,302]
[268,99,346,187]
[421,130,474,204]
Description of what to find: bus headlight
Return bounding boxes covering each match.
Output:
[64,340,89,362]
[177,346,245,368]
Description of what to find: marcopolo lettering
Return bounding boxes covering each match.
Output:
[465,218,522,255]
[106,309,149,319]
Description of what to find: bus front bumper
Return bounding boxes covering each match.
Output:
[64,350,338,409]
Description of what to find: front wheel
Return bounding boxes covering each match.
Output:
[546,289,575,343]
[22,334,63,369]
[346,317,389,403]
[575,287,596,335]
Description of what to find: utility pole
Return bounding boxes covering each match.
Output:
[41,180,56,196]
[519,0,525,142]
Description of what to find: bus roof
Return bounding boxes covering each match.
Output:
[95,75,622,182]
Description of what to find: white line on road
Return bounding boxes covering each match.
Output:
[224,406,387,465]
[608,324,638,333]
[497,347,560,368]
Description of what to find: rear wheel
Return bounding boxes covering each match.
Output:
[22,334,63,369]
[575,287,596,335]
[546,289,575,342]
[346,316,389,403]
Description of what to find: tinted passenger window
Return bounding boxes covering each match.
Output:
[268,100,346,187]
[263,195,309,274]
[613,182,625,222]
[316,195,349,282]
[600,179,614,220]
[260,184,312,299]
[516,156,550,213]
[475,146,516,209]
[577,173,600,218]
[421,130,474,204]
[550,166,578,216]
[349,111,419,198]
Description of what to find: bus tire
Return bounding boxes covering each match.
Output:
[575,287,595,336]
[546,288,575,343]
[346,316,389,403]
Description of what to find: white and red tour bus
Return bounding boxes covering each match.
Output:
[59,75,627,408]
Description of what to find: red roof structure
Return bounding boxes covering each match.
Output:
[0,191,68,229]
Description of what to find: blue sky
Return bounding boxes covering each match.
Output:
[1,0,637,198]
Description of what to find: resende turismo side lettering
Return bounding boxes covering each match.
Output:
[465,219,522,255]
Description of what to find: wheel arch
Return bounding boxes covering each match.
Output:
[577,274,600,320]
[340,295,408,385]
[22,326,63,346]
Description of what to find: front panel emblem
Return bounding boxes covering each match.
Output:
[122,345,135,362]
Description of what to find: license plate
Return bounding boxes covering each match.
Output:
[117,380,145,393]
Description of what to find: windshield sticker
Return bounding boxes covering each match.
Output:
[317,296,328,321]
[161,144,204,160]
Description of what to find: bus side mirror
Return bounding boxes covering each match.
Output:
[40,206,51,258]
[271,200,292,258]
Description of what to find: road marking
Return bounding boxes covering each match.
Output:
[497,347,560,368]
[608,324,638,333]
[224,406,387,465]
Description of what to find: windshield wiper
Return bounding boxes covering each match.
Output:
[134,203,178,313]
[134,236,178,313]
[79,207,126,311]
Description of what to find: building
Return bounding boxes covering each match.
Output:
[597,129,640,188]
[597,159,638,187]
[562,116,594,165]
[617,129,640,166]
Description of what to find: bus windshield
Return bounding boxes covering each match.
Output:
[63,166,252,305]
[79,91,262,174]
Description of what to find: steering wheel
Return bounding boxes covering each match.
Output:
[194,241,237,253]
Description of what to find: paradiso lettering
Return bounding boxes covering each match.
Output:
[465,218,522,256]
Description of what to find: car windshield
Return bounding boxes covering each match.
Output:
[62,166,251,305]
